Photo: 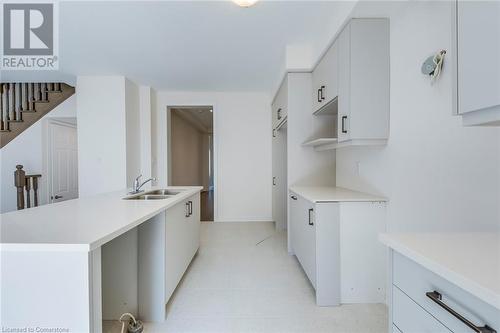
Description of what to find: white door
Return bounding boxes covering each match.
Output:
[48,121,78,203]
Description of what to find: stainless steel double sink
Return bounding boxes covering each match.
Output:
[124,189,185,200]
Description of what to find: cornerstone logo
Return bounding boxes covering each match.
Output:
[1,2,59,70]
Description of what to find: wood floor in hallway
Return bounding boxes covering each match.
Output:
[201,190,214,222]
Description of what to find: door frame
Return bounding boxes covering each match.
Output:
[166,105,218,221]
[42,118,78,204]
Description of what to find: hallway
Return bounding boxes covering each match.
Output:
[142,222,387,332]
[201,190,214,222]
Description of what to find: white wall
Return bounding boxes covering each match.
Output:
[335,1,500,232]
[125,79,141,188]
[0,95,76,213]
[170,111,204,187]
[77,76,142,195]
[139,86,153,179]
[77,76,128,196]
[154,91,272,222]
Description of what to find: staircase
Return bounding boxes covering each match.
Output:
[0,82,75,149]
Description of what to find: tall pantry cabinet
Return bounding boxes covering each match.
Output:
[271,73,336,233]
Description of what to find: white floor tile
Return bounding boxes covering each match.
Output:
[104,222,388,332]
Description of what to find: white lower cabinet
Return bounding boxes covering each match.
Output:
[138,192,200,322]
[165,193,200,301]
[289,191,386,306]
[391,252,500,333]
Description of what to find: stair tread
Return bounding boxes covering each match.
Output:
[1,82,75,149]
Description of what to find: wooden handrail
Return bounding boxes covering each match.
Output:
[14,165,42,210]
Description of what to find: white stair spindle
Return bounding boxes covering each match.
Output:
[15,83,21,120]
[21,83,27,111]
[0,84,4,130]
[28,83,34,110]
[8,84,15,121]
[35,83,40,101]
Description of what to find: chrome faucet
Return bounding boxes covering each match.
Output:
[130,175,156,194]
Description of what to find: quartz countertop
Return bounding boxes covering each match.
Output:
[380,232,500,311]
[0,186,203,252]
[289,186,387,203]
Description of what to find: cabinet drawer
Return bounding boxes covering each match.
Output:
[393,286,451,333]
[393,252,499,333]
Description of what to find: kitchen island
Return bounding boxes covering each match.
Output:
[1,186,202,332]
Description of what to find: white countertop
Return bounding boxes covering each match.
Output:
[380,232,500,311]
[290,186,387,203]
[0,186,203,252]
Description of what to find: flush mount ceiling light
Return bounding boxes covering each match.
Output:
[232,0,258,7]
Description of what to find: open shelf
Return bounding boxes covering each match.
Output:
[275,115,287,131]
[313,97,338,116]
[302,138,338,147]
[303,138,388,151]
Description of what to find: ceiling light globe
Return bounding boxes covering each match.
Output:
[232,0,258,7]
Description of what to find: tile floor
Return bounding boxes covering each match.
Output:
[104,222,387,332]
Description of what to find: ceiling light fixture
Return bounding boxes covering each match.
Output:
[232,0,258,8]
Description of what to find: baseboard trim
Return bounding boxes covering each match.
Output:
[214,219,274,223]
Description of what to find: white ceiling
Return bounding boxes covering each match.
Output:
[2,1,352,94]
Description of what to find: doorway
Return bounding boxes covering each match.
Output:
[169,106,214,222]
[45,118,79,204]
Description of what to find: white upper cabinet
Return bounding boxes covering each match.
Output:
[272,76,288,129]
[307,18,390,150]
[338,18,390,143]
[453,1,500,126]
[312,39,339,115]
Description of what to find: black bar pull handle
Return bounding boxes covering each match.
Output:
[320,85,326,101]
[426,291,496,333]
[317,89,321,103]
[272,129,276,138]
[273,177,276,186]
[277,108,282,120]
[341,115,348,134]
[185,202,190,217]
[188,200,193,216]
[308,208,314,226]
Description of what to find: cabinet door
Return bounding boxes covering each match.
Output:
[272,77,288,128]
[165,200,191,301]
[272,129,287,230]
[186,193,201,258]
[293,196,316,288]
[337,23,351,142]
[312,40,339,114]
[289,192,300,255]
[456,1,500,114]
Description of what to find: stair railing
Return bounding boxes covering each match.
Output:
[0,82,57,134]
[14,165,42,210]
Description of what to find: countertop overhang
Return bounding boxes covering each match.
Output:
[289,186,387,203]
[380,232,500,311]
[0,186,203,252]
